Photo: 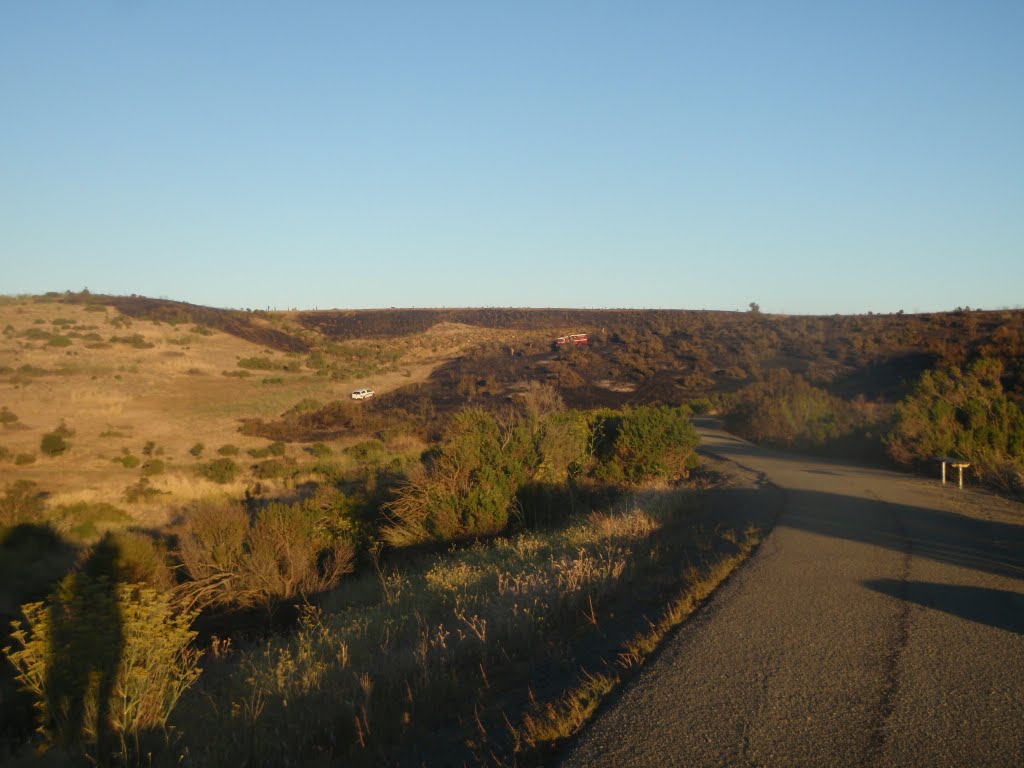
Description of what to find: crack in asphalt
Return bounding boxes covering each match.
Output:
[862,493,914,765]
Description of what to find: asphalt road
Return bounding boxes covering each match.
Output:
[560,421,1024,767]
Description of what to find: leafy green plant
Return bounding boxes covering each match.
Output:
[592,405,699,484]
[189,442,205,457]
[384,408,537,546]
[887,358,1024,492]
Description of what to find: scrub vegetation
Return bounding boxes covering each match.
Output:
[0,291,1021,765]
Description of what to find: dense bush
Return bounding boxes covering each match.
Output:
[592,404,699,484]
[887,358,1024,493]
[724,370,860,450]
[176,501,355,609]
[0,406,19,425]
[40,432,70,457]
[384,408,537,546]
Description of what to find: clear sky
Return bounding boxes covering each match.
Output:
[2,1,1022,314]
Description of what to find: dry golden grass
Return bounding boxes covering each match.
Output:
[0,298,514,527]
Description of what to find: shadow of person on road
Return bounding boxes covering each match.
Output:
[865,578,1024,635]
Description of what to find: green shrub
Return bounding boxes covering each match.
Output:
[887,358,1024,492]
[384,408,537,546]
[113,454,140,469]
[725,370,858,450]
[41,431,70,457]
[309,442,333,458]
[0,446,10,462]
[141,458,165,477]
[189,442,205,457]
[1,406,20,425]
[592,404,699,484]
[15,452,36,465]
[344,439,386,463]
[262,377,284,385]
[142,440,156,457]
[217,444,240,456]
[123,478,164,503]
[237,356,282,370]
[108,333,154,349]
[4,563,202,758]
[268,440,287,456]
[47,335,72,347]
[196,458,239,484]
[285,398,322,416]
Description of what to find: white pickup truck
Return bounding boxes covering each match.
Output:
[350,388,375,400]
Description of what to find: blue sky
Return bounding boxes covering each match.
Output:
[2,1,1021,314]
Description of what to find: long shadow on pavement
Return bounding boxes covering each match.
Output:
[777,488,1024,583]
[865,578,1024,635]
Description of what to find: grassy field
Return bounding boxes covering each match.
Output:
[0,297,542,529]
